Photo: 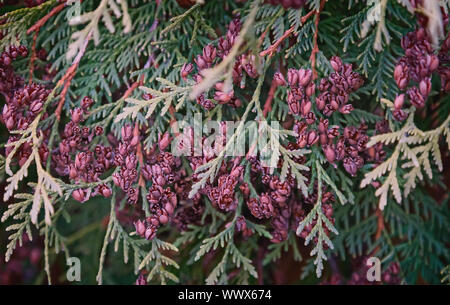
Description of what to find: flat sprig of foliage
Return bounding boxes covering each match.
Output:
[0,0,448,284]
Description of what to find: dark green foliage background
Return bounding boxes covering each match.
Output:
[0,0,448,284]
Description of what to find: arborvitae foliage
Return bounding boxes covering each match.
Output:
[0,0,448,285]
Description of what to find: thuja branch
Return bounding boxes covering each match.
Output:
[4,86,63,225]
[28,31,38,83]
[160,3,201,35]
[27,1,66,34]
[114,78,192,123]
[27,1,66,82]
[189,65,268,198]
[259,9,315,58]
[310,0,326,79]
[89,56,151,128]
[96,193,115,285]
[361,113,450,210]
[262,77,278,117]
[1,0,448,285]
[296,161,338,277]
[189,0,260,99]
[55,30,93,121]
[66,0,131,60]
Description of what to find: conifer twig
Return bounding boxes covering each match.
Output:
[262,77,278,117]
[27,1,67,83]
[169,105,180,137]
[55,30,92,120]
[375,208,385,240]
[259,9,315,58]
[135,123,146,190]
[27,2,67,35]
[28,31,38,84]
[369,208,385,256]
[310,0,326,80]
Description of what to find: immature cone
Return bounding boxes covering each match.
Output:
[288,98,300,115]
[339,104,354,114]
[99,185,112,197]
[181,63,194,79]
[330,56,343,72]
[307,131,319,146]
[247,195,274,219]
[300,100,312,116]
[287,69,299,87]
[274,72,287,86]
[318,118,329,133]
[419,77,431,97]
[394,94,405,109]
[158,132,171,151]
[343,157,357,176]
[316,94,326,110]
[298,69,312,87]
[134,220,146,236]
[81,96,94,109]
[394,63,409,89]
[407,87,425,108]
[305,82,315,97]
[72,189,85,202]
[323,145,336,163]
[393,109,408,121]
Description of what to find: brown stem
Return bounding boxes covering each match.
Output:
[370,208,385,256]
[262,77,278,117]
[310,0,326,80]
[28,31,38,84]
[257,26,270,50]
[55,69,75,120]
[27,2,68,83]
[259,9,315,58]
[55,30,92,120]
[27,2,66,35]
[168,105,181,138]
[135,123,146,190]
[123,76,144,100]
[375,208,385,241]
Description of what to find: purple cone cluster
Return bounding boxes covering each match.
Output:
[392,19,450,121]
[245,157,335,243]
[256,56,362,123]
[2,83,50,167]
[112,124,139,204]
[181,18,258,110]
[134,149,183,240]
[207,165,244,212]
[1,45,58,172]
[392,28,441,121]
[0,45,27,99]
[273,56,385,177]
[317,56,364,116]
[53,97,114,202]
